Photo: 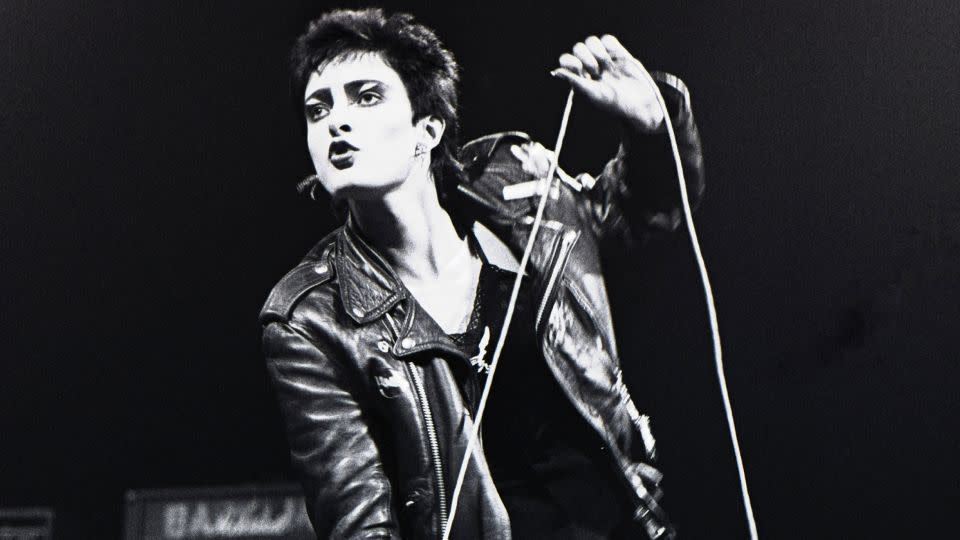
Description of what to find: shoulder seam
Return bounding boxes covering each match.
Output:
[260,244,336,323]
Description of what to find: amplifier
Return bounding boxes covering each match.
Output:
[0,508,55,540]
[123,484,314,540]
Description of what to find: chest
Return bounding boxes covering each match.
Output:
[399,251,483,335]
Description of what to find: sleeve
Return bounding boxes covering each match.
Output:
[262,320,400,539]
[581,71,706,246]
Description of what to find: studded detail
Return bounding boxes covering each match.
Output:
[376,340,390,353]
[401,337,416,349]
[351,306,365,318]
[313,263,328,274]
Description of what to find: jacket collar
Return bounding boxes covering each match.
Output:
[333,213,525,319]
[331,215,525,362]
[333,215,409,325]
[333,217,475,361]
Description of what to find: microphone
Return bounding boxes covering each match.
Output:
[297,174,322,201]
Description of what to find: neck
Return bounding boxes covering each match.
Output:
[349,173,466,282]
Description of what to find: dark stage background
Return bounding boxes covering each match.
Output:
[2,1,958,538]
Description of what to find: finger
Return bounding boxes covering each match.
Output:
[509,144,528,161]
[528,142,555,173]
[518,143,553,177]
[510,145,538,176]
[550,68,603,100]
[558,53,584,77]
[560,53,586,77]
[585,35,614,70]
[576,172,597,189]
[512,142,554,178]
[572,42,600,78]
[600,34,631,59]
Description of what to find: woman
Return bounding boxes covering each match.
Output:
[261,7,705,539]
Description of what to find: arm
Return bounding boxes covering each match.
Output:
[586,72,705,243]
[552,35,706,243]
[263,320,399,539]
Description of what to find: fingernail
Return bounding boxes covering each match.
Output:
[549,69,561,77]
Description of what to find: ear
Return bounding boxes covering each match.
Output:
[415,115,446,151]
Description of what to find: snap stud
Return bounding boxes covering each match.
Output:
[401,337,416,349]
[313,263,328,274]
[376,340,390,353]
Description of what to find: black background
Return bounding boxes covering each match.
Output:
[2,1,958,538]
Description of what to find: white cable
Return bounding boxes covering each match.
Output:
[650,81,760,539]
[442,89,575,540]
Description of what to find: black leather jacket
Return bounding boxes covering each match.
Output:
[261,72,705,540]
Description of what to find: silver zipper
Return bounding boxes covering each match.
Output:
[406,363,448,534]
[535,229,580,331]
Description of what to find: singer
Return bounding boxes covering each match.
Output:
[260,7,705,539]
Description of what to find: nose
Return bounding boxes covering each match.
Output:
[328,122,351,136]
[327,107,352,136]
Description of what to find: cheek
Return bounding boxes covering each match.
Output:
[381,126,419,173]
[306,126,329,167]
[366,106,417,155]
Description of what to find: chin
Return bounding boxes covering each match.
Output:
[321,172,404,201]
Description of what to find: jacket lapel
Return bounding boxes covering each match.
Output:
[333,218,470,362]
[334,218,407,324]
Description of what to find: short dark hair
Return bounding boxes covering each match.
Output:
[290,8,464,194]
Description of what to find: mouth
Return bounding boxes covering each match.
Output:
[329,140,359,170]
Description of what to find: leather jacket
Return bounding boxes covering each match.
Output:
[261,72,705,540]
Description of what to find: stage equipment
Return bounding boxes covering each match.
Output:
[0,508,54,540]
[123,484,313,540]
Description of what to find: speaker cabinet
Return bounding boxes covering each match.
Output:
[123,484,313,540]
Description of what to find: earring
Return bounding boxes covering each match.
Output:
[414,143,427,157]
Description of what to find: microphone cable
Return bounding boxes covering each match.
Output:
[650,75,759,539]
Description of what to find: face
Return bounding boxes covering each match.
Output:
[303,53,425,199]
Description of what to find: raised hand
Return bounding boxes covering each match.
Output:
[552,34,665,133]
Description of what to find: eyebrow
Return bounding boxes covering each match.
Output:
[345,79,386,96]
[304,88,332,105]
[304,79,387,104]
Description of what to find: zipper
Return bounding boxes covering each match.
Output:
[405,362,448,534]
[534,229,581,332]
